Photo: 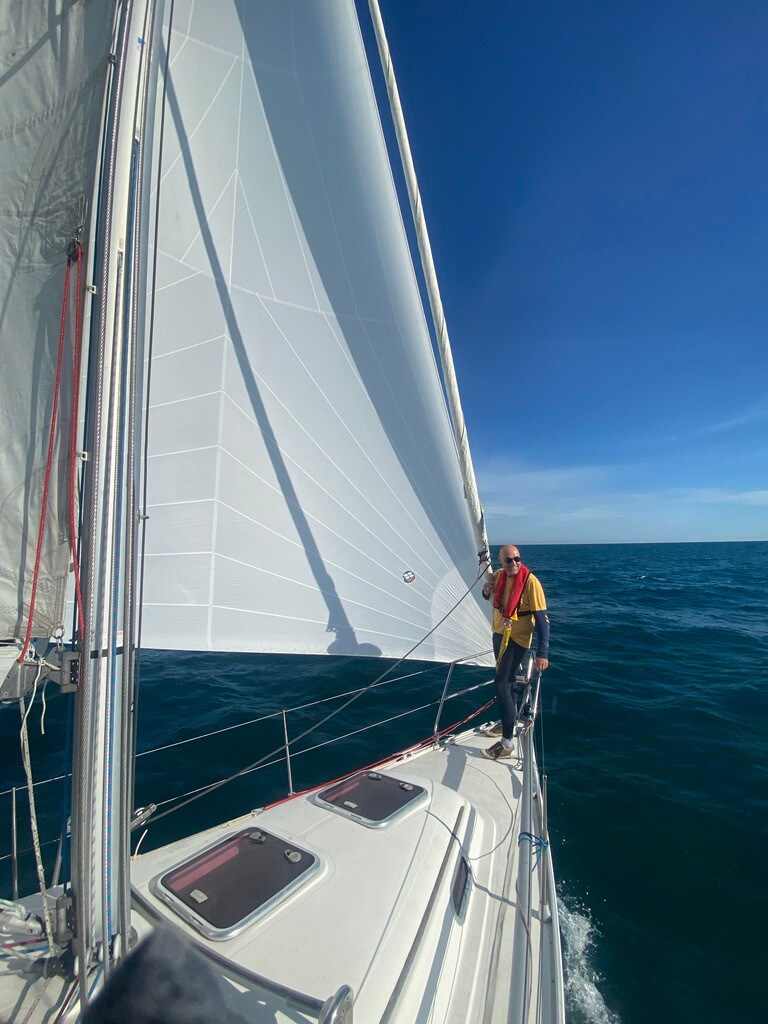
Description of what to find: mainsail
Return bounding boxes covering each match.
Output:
[142,0,491,663]
[0,0,115,642]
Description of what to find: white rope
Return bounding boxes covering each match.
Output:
[131,830,148,860]
[40,680,48,736]
[18,664,55,954]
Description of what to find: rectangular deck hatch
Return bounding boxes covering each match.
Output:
[150,828,319,940]
[315,771,427,828]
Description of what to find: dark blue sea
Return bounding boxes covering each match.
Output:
[2,541,766,1024]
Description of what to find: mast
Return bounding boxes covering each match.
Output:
[71,0,160,999]
[367,0,490,566]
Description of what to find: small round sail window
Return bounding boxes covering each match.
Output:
[402,570,416,584]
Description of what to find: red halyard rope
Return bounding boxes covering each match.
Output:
[18,244,85,663]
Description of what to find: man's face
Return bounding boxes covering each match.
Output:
[500,546,521,576]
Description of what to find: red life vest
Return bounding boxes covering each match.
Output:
[493,565,530,618]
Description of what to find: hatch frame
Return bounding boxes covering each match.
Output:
[149,826,322,941]
[313,770,429,829]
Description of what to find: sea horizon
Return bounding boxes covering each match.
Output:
[2,540,766,1023]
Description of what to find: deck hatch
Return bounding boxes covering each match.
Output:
[315,771,427,827]
[151,828,319,940]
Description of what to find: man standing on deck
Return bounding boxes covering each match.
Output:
[481,545,549,760]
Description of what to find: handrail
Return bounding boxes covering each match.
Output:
[0,650,493,799]
[319,985,354,1024]
[1,653,494,875]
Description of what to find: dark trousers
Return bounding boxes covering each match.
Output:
[493,633,528,741]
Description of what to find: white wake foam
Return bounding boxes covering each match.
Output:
[557,895,620,1024]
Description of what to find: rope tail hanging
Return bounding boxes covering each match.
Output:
[19,670,56,953]
[495,621,513,670]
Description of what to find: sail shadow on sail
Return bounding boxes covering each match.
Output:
[141,0,491,662]
[237,2,474,573]
[0,2,565,1020]
[161,71,382,659]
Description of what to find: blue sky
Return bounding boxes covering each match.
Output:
[366,0,768,543]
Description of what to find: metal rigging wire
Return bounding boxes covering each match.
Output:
[143,559,490,825]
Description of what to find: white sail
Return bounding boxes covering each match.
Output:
[142,0,491,663]
[0,0,115,642]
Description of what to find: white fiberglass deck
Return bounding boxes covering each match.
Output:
[1,723,563,1023]
[129,722,564,1024]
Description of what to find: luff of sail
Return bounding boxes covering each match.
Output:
[143,0,491,664]
[0,0,116,643]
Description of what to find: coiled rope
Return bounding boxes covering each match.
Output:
[518,830,548,870]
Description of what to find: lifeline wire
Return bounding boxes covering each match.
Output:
[144,558,490,825]
[0,651,493,801]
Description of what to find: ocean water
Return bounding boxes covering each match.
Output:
[2,540,766,1024]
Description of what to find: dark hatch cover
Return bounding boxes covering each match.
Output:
[318,771,426,824]
[158,828,317,933]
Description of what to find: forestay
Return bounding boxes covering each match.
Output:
[142,0,491,663]
[0,0,115,642]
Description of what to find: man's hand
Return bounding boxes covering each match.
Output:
[535,657,549,672]
[482,577,494,599]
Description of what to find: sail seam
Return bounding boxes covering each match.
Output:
[213,427,445,587]
[244,56,323,311]
[288,48,468,558]
[149,388,221,409]
[235,173,277,301]
[150,333,225,359]
[210,550,442,625]
[160,57,238,186]
[147,443,217,458]
[178,168,237,264]
[222,375,455,581]
[141,550,479,637]
[151,267,202,294]
[354,2,468,486]
[235,299,458,574]
[213,490,442,593]
[165,604,437,646]
[206,336,227,652]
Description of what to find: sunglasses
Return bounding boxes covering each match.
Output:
[503,556,521,564]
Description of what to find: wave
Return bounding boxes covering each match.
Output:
[557,894,620,1024]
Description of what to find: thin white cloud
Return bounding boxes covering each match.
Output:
[475,457,768,541]
[484,504,529,517]
[670,488,768,506]
[693,397,768,437]
[477,460,609,496]
[550,504,627,521]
